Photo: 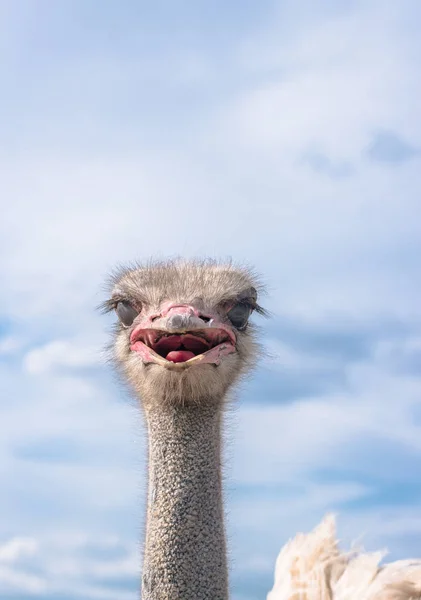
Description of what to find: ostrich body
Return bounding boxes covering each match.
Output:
[103,259,421,600]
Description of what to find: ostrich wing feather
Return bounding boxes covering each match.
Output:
[267,515,421,600]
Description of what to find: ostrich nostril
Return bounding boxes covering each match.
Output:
[168,314,187,329]
[200,315,211,323]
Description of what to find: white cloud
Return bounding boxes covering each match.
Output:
[0,537,38,562]
[233,366,421,485]
[0,565,47,594]
[0,336,24,356]
[235,1,421,143]
[0,3,419,325]
[0,531,139,599]
[265,337,335,370]
[24,339,101,374]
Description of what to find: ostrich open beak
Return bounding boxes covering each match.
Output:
[129,326,237,369]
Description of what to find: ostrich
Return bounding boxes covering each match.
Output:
[102,258,421,600]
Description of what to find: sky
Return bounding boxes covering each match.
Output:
[1,0,421,598]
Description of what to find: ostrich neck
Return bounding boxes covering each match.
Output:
[141,401,228,600]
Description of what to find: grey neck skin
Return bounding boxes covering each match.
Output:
[141,401,228,600]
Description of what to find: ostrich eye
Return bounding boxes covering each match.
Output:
[226,303,252,330]
[116,301,138,327]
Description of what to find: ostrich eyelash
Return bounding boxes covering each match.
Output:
[98,297,137,315]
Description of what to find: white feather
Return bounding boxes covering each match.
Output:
[267,515,421,600]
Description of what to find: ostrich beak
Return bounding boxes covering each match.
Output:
[129,306,237,369]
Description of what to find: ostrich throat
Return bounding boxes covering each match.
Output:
[142,400,228,600]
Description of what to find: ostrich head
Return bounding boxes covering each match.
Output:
[103,259,265,408]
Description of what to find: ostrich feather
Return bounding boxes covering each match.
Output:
[267,515,421,600]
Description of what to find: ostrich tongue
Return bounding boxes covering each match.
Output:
[154,333,211,362]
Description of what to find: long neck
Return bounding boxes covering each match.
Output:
[141,402,228,600]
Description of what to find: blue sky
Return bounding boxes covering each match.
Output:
[1,1,421,598]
